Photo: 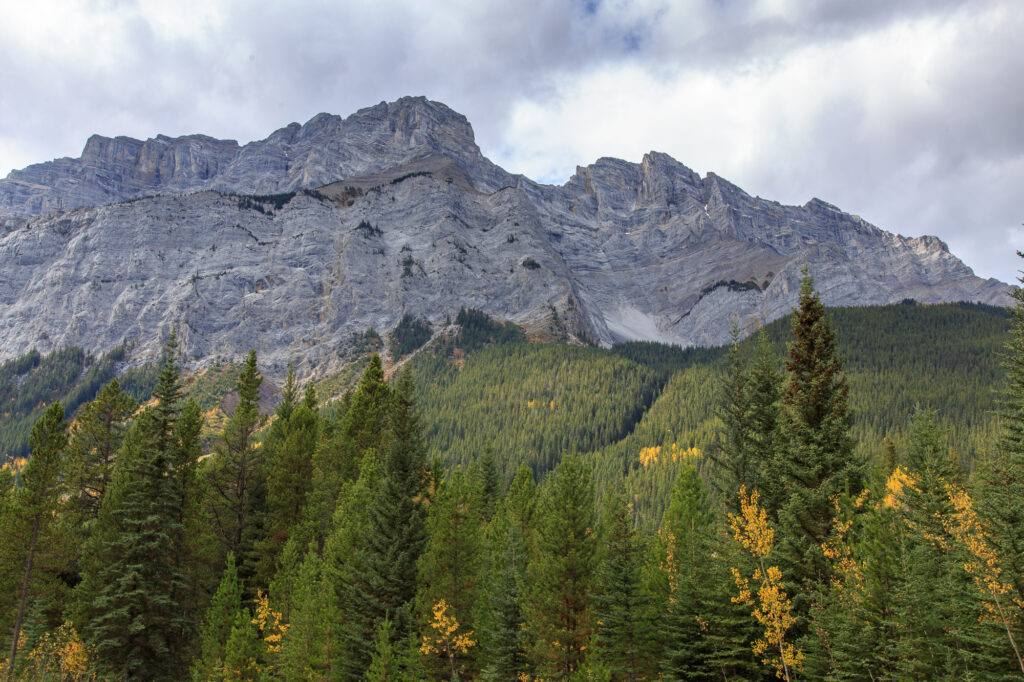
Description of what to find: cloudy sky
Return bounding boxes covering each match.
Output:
[2,0,1021,283]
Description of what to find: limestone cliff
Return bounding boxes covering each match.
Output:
[0,97,1009,376]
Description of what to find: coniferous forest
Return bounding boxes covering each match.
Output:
[2,265,1024,681]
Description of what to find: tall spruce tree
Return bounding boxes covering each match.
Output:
[260,364,319,583]
[64,380,135,525]
[338,368,428,678]
[527,454,597,679]
[190,553,243,681]
[5,402,66,681]
[977,252,1024,659]
[85,337,195,680]
[416,468,483,679]
[204,349,267,585]
[774,270,862,609]
[478,524,531,680]
[592,484,653,681]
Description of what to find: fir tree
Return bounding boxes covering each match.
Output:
[416,469,483,679]
[774,269,862,610]
[84,338,194,680]
[204,349,267,585]
[338,368,428,678]
[592,483,652,680]
[5,401,66,681]
[308,354,390,545]
[260,363,319,583]
[976,251,1024,667]
[280,548,339,679]
[191,553,243,681]
[64,380,135,525]
[478,524,531,680]
[527,454,597,678]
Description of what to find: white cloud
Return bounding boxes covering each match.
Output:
[1,0,1020,282]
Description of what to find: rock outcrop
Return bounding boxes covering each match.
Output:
[0,97,1010,377]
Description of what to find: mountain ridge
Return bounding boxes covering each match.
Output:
[0,96,1010,377]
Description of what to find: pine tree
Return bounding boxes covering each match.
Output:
[64,380,135,525]
[260,364,319,583]
[415,469,483,679]
[364,615,403,681]
[204,350,267,585]
[338,368,428,678]
[478,524,531,680]
[976,251,1024,667]
[527,454,597,678]
[84,338,194,680]
[280,548,339,679]
[592,483,652,680]
[191,553,243,681]
[774,269,862,610]
[711,326,750,512]
[5,401,66,681]
[308,354,390,545]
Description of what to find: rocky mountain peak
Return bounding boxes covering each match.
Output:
[0,97,1010,377]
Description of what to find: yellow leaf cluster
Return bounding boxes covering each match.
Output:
[883,465,917,509]
[638,443,702,467]
[729,486,774,558]
[252,590,289,655]
[420,599,476,657]
[23,622,95,681]
[729,487,802,681]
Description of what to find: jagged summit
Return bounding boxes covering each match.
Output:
[0,96,510,217]
[0,97,1010,376]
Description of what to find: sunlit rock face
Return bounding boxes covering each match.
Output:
[0,97,1009,377]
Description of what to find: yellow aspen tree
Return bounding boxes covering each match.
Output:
[729,486,803,680]
[420,599,475,680]
[944,483,1024,673]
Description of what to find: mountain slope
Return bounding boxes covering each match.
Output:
[0,97,1009,373]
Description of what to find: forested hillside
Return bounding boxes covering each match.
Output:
[1,275,1022,680]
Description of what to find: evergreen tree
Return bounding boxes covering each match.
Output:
[204,349,267,585]
[655,464,761,681]
[745,331,783,518]
[308,355,390,545]
[338,368,428,678]
[976,252,1024,666]
[364,615,403,681]
[711,326,750,512]
[416,469,483,679]
[592,484,652,680]
[5,401,66,681]
[280,548,339,679]
[774,269,862,610]
[64,380,135,525]
[191,553,243,681]
[478,525,531,680]
[260,364,319,583]
[527,454,597,678]
[84,338,194,680]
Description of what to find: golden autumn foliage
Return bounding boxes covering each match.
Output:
[638,443,701,467]
[21,623,96,681]
[943,483,1024,671]
[420,599,476,657]
[252,590,289,655]
[729,486,803,681]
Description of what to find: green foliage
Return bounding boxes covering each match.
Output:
[416,342,662,480]
[389,314,433,360]
[85,339,196,680]
[528,454,597,678]
[0,344,144,464]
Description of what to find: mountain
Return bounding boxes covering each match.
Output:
[0,97,1009,376]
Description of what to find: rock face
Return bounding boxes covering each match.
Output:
[0,97,1010,377]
